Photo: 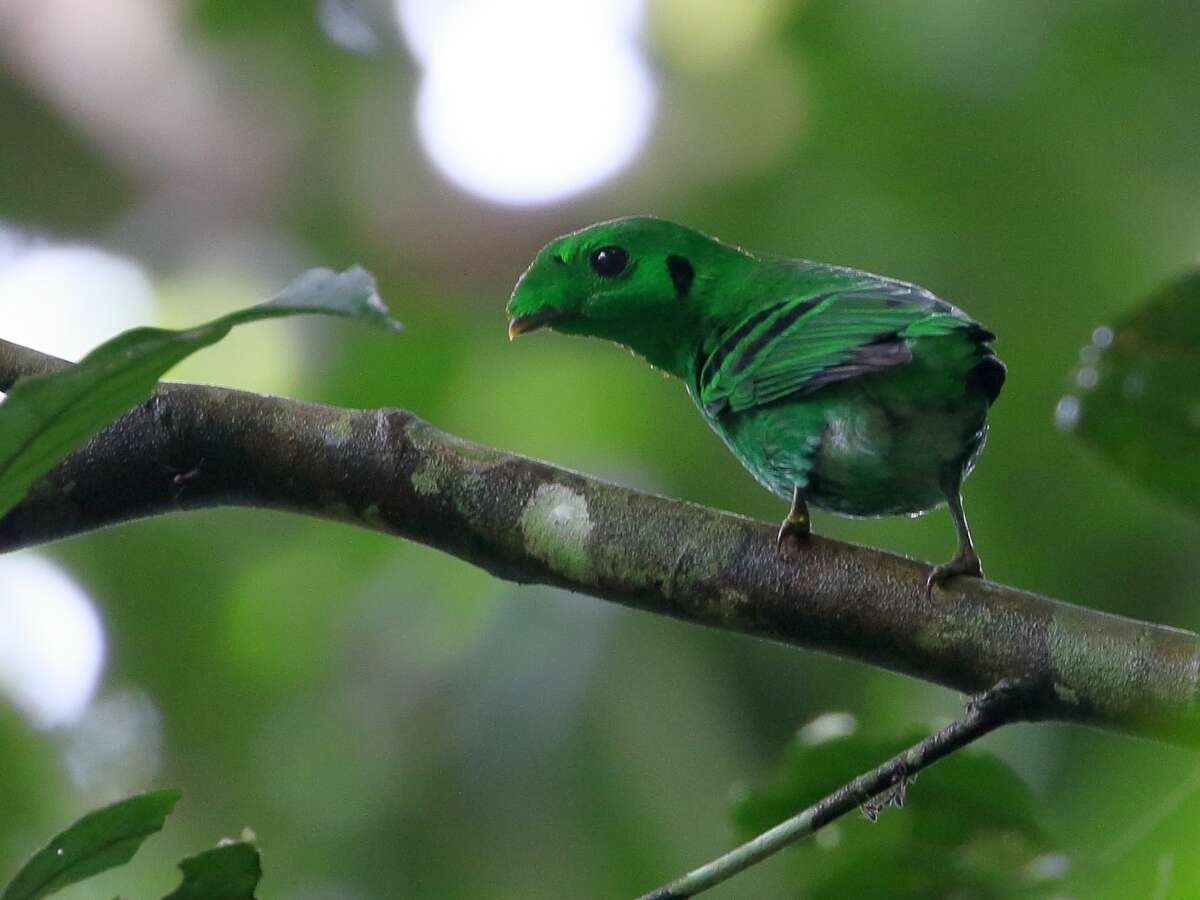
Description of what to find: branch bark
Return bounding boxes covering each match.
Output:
[3,337,1200,749]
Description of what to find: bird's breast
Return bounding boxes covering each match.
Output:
[696,381,989,518]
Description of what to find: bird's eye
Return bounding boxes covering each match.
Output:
[589,246,629,278]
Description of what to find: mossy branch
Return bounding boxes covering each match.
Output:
[3,337,1200,749]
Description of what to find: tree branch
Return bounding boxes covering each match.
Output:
[3,337,1200,748]
[638,679,1026,899]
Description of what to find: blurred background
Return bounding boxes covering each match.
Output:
[2,1,1200,897]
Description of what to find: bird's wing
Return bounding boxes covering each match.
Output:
[698,279,990,415]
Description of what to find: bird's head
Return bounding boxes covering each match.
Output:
[506,216,751,376]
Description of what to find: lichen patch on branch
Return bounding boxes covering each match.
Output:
[520,482,594,581]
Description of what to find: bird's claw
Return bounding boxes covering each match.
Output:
[776,518,810,562]
[924,554,983,598]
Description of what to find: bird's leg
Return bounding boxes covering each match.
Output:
[777,486,810,559]
[925,477,984,596]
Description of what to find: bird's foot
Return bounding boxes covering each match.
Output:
[776,516,810,562]
[924,552,983,598]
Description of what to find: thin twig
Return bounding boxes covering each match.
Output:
[637,681,1029,900]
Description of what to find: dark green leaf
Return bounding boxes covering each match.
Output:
[1059,269,1200,514]
[160,842,261,900]
[1,789,181,900]
[0,265,400,518]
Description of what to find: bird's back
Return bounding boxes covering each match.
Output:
[693,258,1001,416]
[689,258,1004,515]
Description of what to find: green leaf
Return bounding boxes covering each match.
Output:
[731,719,1058,898]
[0,265,400,518]
[160,842,261,900]
[1059,269,1200,515]
[1,789,181,900]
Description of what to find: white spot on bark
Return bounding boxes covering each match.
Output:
[520,484,593,579]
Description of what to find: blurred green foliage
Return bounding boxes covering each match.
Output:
[3,1,1200,898]
[733,724,1056,898]
[1062,269,1200,514]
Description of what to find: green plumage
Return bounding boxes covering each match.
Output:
[506,217,1004,588]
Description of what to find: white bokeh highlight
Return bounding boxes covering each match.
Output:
[61,689,163,799]
[0,227,156,361]
[0,553,106,729]
[399,0,655,205]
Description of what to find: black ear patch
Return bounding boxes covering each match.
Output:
[666,254,695,296]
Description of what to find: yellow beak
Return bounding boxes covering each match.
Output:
[507,310,562,340]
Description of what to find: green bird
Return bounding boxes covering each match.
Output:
[506,217,1004,591]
